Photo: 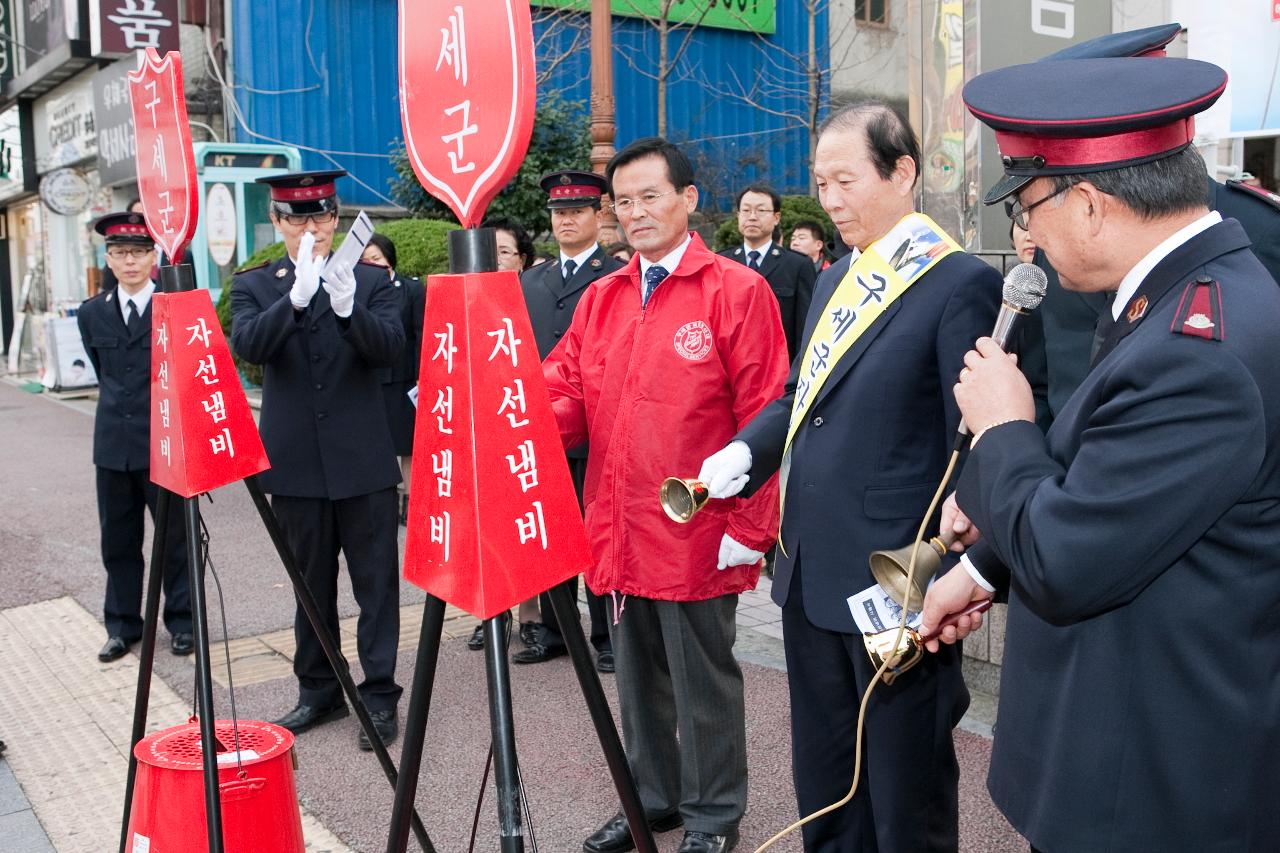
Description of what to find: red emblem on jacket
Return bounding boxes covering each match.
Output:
[674,320,714,361]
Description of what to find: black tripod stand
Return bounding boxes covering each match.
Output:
[117,263,435,853]
[384,229,656,853]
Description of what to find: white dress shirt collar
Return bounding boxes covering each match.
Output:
[118,280,156,322]
[1111,211,1222,321]
[639,233,692,281]
[742,239,772,262]
[560,244,599,274]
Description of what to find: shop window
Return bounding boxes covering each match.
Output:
[855,0,889,27]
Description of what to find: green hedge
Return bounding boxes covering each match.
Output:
[713,195,837,252]
[215,218,459,386]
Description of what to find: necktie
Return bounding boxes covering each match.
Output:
[747,250,761,271]
[643,265,669,306]
[563,259,577,280]
[126,300,140,335]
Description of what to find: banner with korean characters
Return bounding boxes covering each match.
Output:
[398,0,536,227]
[127,47,198,263]
[149,290,268,497]
[403,271,592,618]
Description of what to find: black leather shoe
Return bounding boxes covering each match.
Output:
[518,621,541,647]
[357,709,399,751]
[466,624,485,650]
[596,651,616,674]
[583,811,683,853]
[170,632,194,656]
[272,701,349,735]
[98,636,135,662]
[512,641,566,664]
[676,830,739,853]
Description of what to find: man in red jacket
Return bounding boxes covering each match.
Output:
[544,137,789,853]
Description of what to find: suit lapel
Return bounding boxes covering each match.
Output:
[273,257,296,298]
[537,259,566,300]
[104,291,129,336]
[128,300,152,344]
[756,246,783,280]
[563,248,607,295]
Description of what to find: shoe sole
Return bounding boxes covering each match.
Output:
[583,814,683,853]
[280,705,349,735]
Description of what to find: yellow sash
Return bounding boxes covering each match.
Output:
[779,213,960,542]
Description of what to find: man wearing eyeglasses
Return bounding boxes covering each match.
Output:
[230,170,406,750]
[77,212,192,663]
[718,184,816,362]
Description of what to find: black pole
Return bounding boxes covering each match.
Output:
[385,596,447,853]
[546,583,658,852]
[117,487,171,853]
[447,228,498,273]
[483,617,523,853]
[184,496,224,852]
[243,477,436,852]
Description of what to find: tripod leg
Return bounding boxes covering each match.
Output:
[118,487,172,853]
[244,476,436,852]
[546,583,657,853]
[385,596,446,853]
[185,497,225,852]
[483,615,524,853]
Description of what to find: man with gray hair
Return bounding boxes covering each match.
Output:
[699,103,1002,850]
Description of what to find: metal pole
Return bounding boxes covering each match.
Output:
[385,597,447,853]
[484,617,523,853]
[244,476,436,852]
[185,496,224,852]
[546,583,657,853]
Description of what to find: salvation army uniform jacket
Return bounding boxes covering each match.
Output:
[718,243,817,361]
[77,288,154,472]
[230,256,404,500]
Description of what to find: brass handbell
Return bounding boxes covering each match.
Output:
[868,529,957,612]
[659,477,710,523]
[863,599,992,684]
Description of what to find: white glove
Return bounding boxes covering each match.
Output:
[323,259,357,319]
[290,232,321,310]
[698,440,752,499]
[717,533,765,571]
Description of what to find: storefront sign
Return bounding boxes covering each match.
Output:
[205,182,236,266]
[0,1,16,87]
[0,106,25,200]
[34,71,97,171]
[21,0,77,70]
[93,58,137,185]
[89,0,179,58]
[39,166,91,214]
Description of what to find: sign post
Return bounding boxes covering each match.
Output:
[391,3,654,851]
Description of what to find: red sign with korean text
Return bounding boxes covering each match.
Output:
[398,0,536,228]
[128,47,198,264]
[404,271,593,618]
[150,290,269,498]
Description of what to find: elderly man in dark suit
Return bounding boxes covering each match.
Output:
[230,170,405,750]
[719,185,816,362]
[512,169,622,671]
[924,55,1280,853]
[700,104,1001,851]
[77,212,192,663]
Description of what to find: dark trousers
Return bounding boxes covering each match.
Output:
[782,567,968,852]
[609,594,746,836]
[272,488,403,712]
[540,456,610,653]
[96,467,191,640]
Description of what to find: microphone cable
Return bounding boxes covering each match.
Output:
[754,447,962,852]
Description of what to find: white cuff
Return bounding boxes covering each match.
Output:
[961,554,997,593]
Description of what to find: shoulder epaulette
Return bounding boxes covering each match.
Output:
[1226,180,1280,212]
[234,260,270,275]
[1171,275,1224,341]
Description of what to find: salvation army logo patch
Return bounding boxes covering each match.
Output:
[673,320,713,361]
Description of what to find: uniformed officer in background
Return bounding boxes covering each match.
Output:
[77,212,192,662]
[924,55,1280,853]
[513,169,622,671]
[230,171,405,750]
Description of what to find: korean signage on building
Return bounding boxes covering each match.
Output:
[89,0,179,58]
[0,1,15,87]
[21,0,78,69]
[93,58,138,185]
[34,69,97,171]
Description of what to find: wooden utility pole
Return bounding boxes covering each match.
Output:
[589,0,619,242]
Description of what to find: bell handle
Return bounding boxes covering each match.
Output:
[928,528,958,555]
[919,598,992,643]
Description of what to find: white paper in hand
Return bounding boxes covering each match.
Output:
[321,210,375,283]
[847,582,923,635]
[407,384,419,409]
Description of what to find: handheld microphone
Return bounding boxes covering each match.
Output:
[955,262,1048,443]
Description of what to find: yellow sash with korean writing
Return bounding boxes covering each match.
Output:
[778,213,960,538]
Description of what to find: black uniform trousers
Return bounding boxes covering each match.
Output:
[538,456,611,654]
[272,488,403,712]
[782,568,965,852]
[96,467,191,640]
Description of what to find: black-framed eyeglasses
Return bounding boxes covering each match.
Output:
[276,209,339,227]
[737,206,776,218]
[106,247,154,260]
[1005,183,1070,230]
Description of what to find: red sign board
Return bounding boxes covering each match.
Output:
[398,0,536,228]
[128,48,198,264]
[404,271,593,618]
[150,290,269,498]
[90,0,180,58]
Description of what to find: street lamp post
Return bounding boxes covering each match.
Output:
[590,0,619,243]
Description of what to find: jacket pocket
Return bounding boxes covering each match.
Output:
[90,336,120,349]
[863,482,934,520]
